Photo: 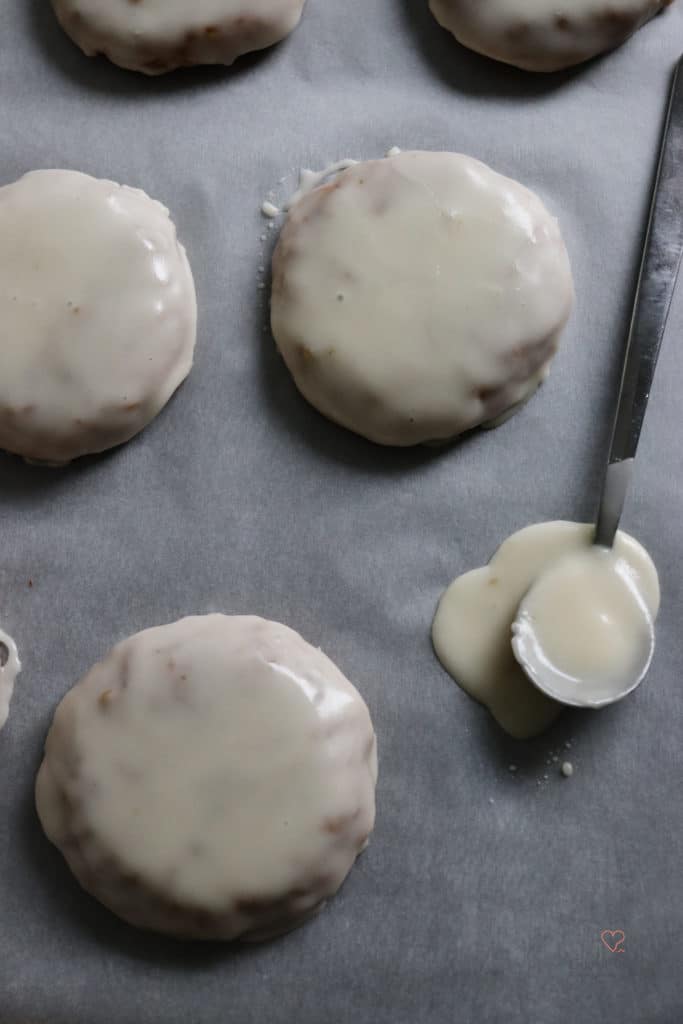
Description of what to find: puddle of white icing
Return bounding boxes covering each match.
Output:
[0,628,21,731]
[512,545,656,707]
[432,522,659,739]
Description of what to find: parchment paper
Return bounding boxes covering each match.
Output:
[1,2,683,1021]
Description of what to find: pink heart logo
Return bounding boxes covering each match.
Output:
[600,929,625,953]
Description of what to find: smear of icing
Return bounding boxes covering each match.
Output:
[284,160,359,210]
[260,149,402,219]
[0,628,21,731]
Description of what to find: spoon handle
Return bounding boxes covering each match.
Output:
[595,54,683,548]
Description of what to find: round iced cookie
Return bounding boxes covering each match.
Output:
[50,0,308,75]
[271,150,574,447]
[0,170,196,464]
[428,0,674,73]
[36,615,378,941]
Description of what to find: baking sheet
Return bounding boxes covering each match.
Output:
[2,2,683,1021]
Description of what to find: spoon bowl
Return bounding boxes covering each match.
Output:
[511,546,656,708]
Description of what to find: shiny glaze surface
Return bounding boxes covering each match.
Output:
[0,170,196,464]
[36,615,377,940]
[272,150,573,446]
[51,0,308,74]
[429,0,674,72]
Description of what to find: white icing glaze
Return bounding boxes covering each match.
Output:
[261,160,360,220]
[0,170,196,464]
[512,545,657,706]
[271,150,573,446]
[51,0,308,74]
[432,521,659,739]
[284,159,359,212]
[0,629,21,732]
[36,615,377,941]
[429,0,674,72]
[262,156,397,220]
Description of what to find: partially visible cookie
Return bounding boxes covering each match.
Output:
[51,0,308,74]
[36,615,377,941]
[0,169,196,464]
[0,629,21,732]
[271,150,574,447]
[429,0,674,72]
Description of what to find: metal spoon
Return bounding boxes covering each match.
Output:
[511,54,683,709]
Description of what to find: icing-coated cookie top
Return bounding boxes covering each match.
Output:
[51,0,308,74]
[429,0,674,72]
[0,630,21,732]
[271,150,573,447]
[0,170,196,464]
[36,615,377,940]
